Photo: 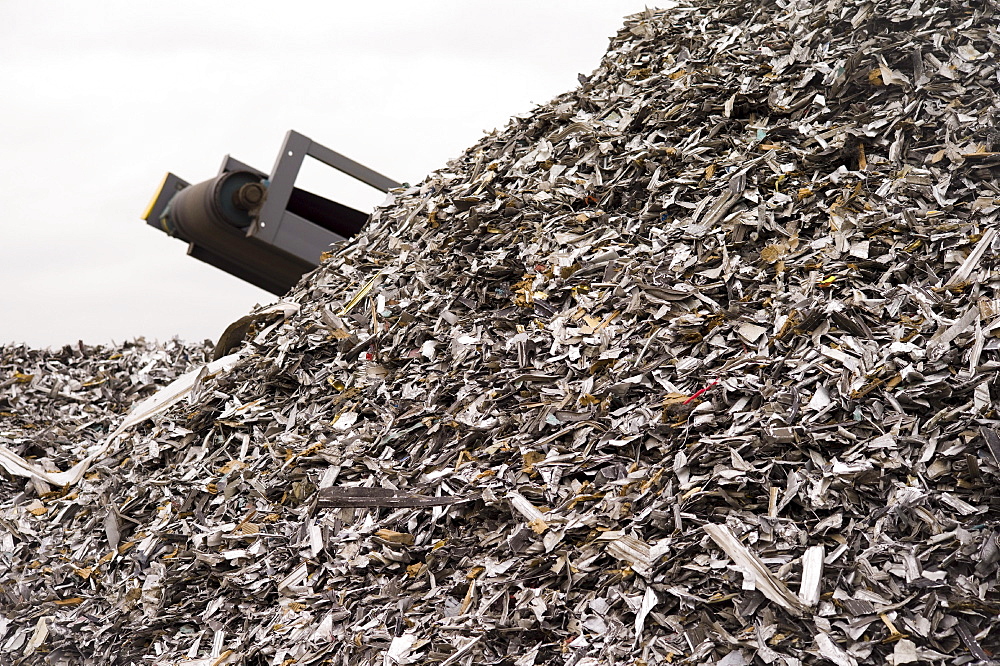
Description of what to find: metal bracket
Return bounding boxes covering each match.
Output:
[219,154,266,178]
[250,131,401,255]
[142,130,400,294]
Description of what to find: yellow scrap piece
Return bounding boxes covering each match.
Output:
[217,460,247,475]
[455,450,478,469]
[375,529,415,546]
[879,613,908,642]
[54,597,83,606]
[212,651,234,666]
[528,517,549,534]
[339,270,385,316]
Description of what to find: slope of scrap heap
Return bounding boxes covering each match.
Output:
[4,0,1000,663]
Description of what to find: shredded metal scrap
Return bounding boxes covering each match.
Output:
[4,0,1000,663]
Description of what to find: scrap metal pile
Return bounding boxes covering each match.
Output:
[4,0,1000,663]
[0,339,211,489]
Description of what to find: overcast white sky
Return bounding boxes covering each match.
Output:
[1,1,660,348]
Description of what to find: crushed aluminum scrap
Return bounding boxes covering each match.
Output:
[4,0,1000,663]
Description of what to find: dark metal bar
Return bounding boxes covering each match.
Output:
[268,209,348,265]
[301,132,401,193]
[250,131,310,245]
[219,154,266,177]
